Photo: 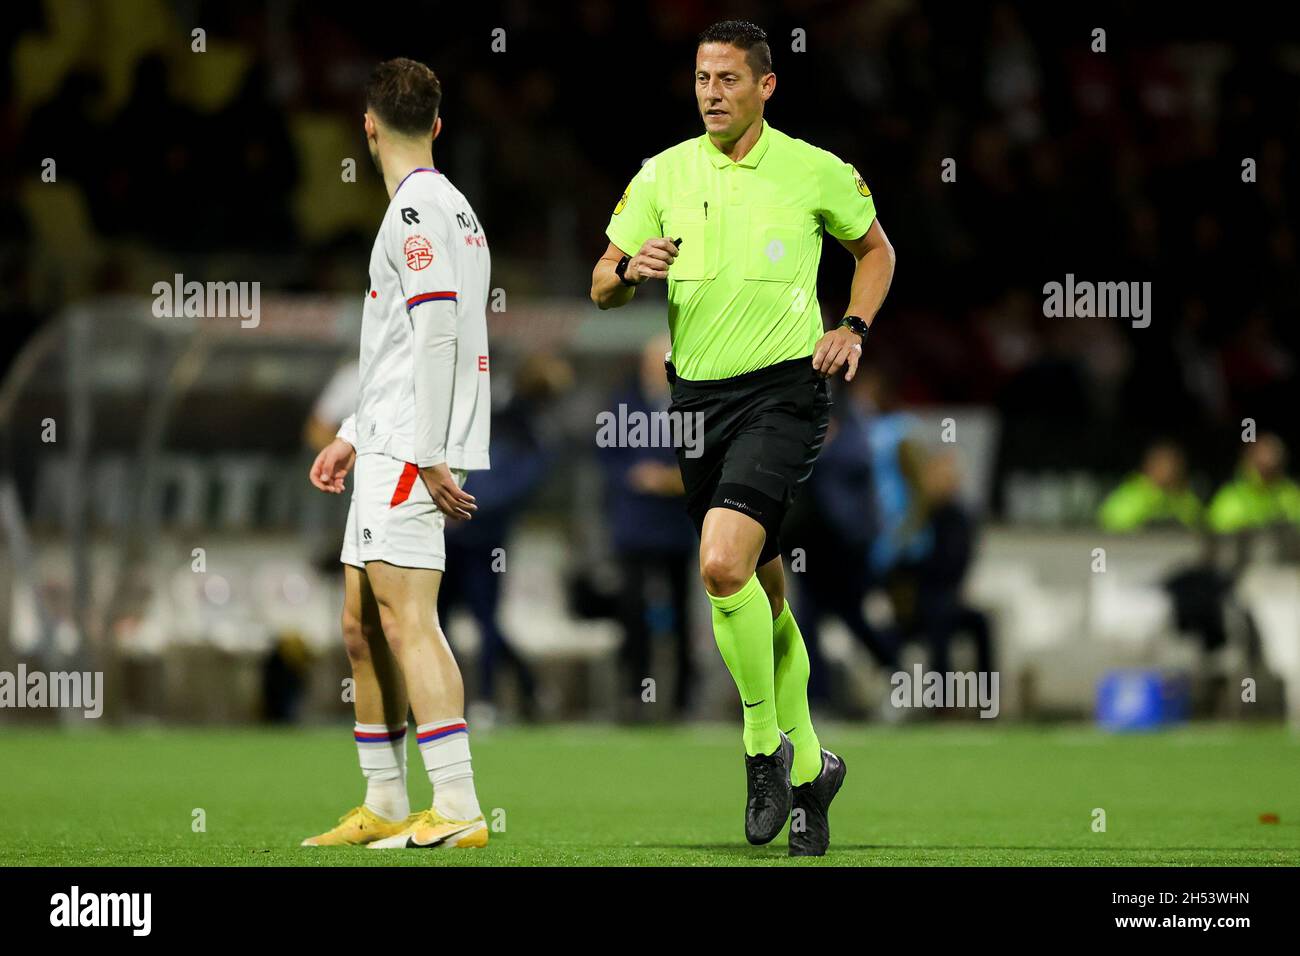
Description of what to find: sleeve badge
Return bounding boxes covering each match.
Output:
[852,166,871,198]
[404,234,434,271]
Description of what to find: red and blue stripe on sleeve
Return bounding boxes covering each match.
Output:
[406,291,457,311]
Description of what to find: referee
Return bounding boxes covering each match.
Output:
[590,20,895,856]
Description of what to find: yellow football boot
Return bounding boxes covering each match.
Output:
[367,809,489,850]
[301,806,412,847]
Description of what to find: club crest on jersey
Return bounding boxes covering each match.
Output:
[404,234,434,271]
[852,166,871,198]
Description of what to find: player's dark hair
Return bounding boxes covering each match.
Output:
[697,20,772,78]
[366,58,442,137]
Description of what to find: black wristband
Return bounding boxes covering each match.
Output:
[839,315,870,340]
[615,254,638,287]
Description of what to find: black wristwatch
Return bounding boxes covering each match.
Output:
[614,254,638,287]
[839,315,870,341]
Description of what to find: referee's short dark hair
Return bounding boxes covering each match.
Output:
[698,20,772,78]
[366,58,442,136]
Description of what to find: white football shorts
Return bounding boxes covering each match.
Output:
[340,453,466,571]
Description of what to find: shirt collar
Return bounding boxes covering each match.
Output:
[703,119,771,169]
[395,166,439,195]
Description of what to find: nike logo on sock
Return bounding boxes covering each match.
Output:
[743,699,766,708]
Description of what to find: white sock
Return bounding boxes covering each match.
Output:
[355,723,409,821]
[417,718,482,821]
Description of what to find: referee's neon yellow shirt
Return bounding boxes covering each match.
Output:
[606,120,877,382]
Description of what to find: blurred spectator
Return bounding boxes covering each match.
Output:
[784,392,894,707]
[859,365,928,578]
[303,361,360,452]
[896,452,994,680]
[1097,440,1202,532]
[1163,558,1262,670]
[262,633,311,723]
[438,354,574,723]
[18,69,106,200]
[598,337,696,718]
[0,177,37,368]
[210,60,301,249]
[104,54,200,244]
[1206,433,1300,533]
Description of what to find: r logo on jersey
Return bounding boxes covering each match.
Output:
[404,234,434,271]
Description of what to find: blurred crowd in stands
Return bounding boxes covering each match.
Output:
[8,1,1299,721]
[4,1,1299,492]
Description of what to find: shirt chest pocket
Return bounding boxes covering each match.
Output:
[663,206,713,281]
[745,206,805,282]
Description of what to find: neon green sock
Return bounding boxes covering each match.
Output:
[707,575,779,757]
[773,600,823,786]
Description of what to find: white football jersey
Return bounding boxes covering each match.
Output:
[340,166,491,471]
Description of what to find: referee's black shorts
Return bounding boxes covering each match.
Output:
[667,354,831,568]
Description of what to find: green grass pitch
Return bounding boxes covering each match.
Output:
[1,723,1297,866]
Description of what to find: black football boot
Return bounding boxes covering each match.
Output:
[788,749,846,857]
[744,731,794,845]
